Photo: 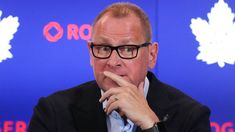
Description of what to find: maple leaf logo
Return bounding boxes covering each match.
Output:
[0,10,20,63]
[190,0,235,68]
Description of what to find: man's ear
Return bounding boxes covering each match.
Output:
[148,42,158,69]
[87,41,94,67]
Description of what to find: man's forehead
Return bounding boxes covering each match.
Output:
[93,13,141,31]
[92,16,145,44]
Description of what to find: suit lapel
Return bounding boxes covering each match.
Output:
[70,83,108,132]
[69,72,174,132]
[146,72,170,119]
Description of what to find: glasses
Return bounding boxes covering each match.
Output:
[90,42,151,59]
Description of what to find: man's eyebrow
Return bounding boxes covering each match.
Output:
[95,37,111,43]
[95,36,137,44]
[119,39,135,44]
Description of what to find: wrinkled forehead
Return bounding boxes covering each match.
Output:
[92,14,145,45]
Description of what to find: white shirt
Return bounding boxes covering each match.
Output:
[101,77,150,132]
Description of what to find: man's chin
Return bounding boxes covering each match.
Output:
[101,81,119,91]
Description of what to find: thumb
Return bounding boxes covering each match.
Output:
[138,81,144,95]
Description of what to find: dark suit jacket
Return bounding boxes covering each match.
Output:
[28,72,211,132]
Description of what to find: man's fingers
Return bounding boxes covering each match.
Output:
[106,101,119,115]
[99,88,119,102]
[103,71,131,87]
[104,95,118,113]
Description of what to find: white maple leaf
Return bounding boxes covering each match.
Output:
[0,10,20,63]
[190,0,235,68]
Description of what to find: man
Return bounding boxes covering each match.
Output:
[28,2,211,132]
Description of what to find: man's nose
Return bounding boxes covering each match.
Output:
[107,50,121,66]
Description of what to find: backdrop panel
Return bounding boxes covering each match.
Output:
[0,0,234,131]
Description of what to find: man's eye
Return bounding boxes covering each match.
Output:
[101,47,110,51]
[123,46,136,52]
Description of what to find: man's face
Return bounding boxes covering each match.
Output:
[89,14,158,91]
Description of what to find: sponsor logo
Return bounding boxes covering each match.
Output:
[0,120,233,132]
[43,21,92,42]
[0,120,27,132]
[0,10,20,63]
[211,121,234,132]
[190,0,235,68]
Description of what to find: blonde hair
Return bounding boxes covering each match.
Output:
[92,2,152,42]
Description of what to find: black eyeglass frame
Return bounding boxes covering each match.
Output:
[90,42,151,59]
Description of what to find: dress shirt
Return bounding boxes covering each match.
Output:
[101,77,150,132]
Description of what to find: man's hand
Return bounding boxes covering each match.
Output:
[99,71,160,129]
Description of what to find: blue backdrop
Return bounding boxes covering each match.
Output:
[0,0,234,131]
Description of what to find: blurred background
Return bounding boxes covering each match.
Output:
[0,0,234,131]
